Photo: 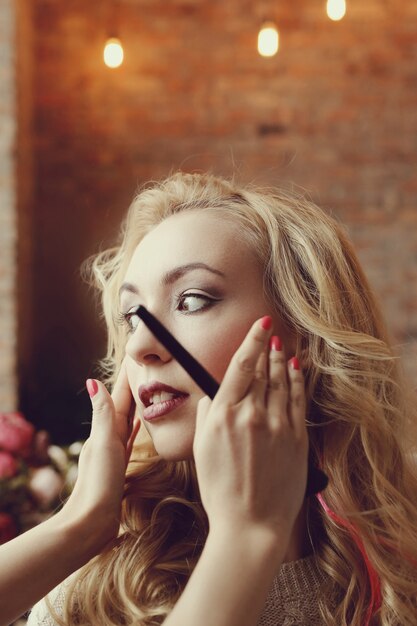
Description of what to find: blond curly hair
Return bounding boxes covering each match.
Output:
[52,172,417,625]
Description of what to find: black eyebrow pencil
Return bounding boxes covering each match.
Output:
[136,305,220,399]
[135,305,328,497]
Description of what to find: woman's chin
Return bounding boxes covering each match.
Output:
[157,448,194,462]
[154,441,194,462]
[144,422,195,462]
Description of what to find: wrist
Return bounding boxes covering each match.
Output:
[207,522,288,570]
[52,508,114,559]
[164,521,286,626]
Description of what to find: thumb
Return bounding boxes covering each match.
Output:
[194,395,211,449]
[111,361,136,445]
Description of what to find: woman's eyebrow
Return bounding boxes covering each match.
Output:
[162,262,225,286]
[119,262,225,297]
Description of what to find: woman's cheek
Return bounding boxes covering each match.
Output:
[195,322,252,382]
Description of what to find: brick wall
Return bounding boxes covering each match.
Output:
[17,0,417,439]
[15,0,35,428]
[0,0,17,411]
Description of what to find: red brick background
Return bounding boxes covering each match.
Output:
[6,0,417,440]
[0,0,17,412]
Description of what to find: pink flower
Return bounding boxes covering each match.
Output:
[0,512,17,544]
[0,412,35,456]
[29,466,64,509]
[0,450,18,479]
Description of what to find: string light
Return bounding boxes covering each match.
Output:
[258,21,279,57]
[326,0,346,21]
[103,37,124,68]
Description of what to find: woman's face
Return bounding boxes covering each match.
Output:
[121,210,294,460]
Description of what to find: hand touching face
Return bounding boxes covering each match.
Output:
[194,316,308,544]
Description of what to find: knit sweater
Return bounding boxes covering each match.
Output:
[27,554,327,625]
[258,554,327,625]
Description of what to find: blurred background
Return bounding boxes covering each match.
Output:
[1,0,416,444]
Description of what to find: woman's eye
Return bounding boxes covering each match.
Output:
[177,293,214,313]
[124,310,140,332]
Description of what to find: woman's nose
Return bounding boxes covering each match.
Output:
[125,320,172,365]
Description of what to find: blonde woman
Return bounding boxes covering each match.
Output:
[22,172,417,625]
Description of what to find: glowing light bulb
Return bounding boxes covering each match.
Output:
[258,22,279,57]
[103,37,124,68]
[326,0,346,21]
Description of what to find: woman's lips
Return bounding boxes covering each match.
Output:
[138,381,190,422]
[142,395,189,422]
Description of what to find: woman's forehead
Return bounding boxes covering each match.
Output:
[122,211,261,290]
[133,211,249,264]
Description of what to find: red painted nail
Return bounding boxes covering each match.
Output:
[260,316,272,330]
[86,379,99,398]
[290,357,300,370]
[270,335,282,351]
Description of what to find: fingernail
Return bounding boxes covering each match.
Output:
[86,379,99,398]
[260,316,272,330]
[289,357,300,370]
[270,335,282,351]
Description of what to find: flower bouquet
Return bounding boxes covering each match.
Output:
[0,411,83,545]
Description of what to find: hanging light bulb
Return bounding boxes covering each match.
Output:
[103,37,124,68]
[258,22,279,57]
[326,0,346,21]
